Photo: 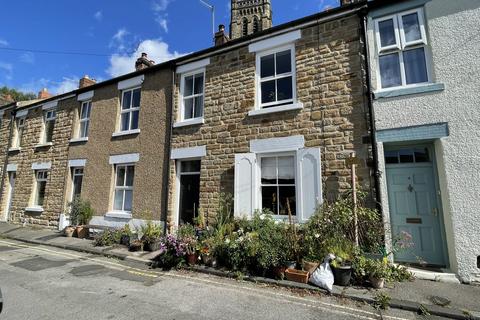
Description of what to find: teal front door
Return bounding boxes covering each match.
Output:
[385,146,446,266]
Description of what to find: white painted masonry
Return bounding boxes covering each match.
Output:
[367,0,480,282]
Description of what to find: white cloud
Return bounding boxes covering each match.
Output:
[107,39,185,77]
[152,0,172,33]
[20,52,35,64]
[0,62,13,80]
[110,28,131,52]
[156,17,169,33]
[94,11,103,21]
[54,77,79,94]
[0,39,8,46]
[18,76,80,95]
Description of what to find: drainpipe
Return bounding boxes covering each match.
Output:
[163,63,176,235]
[359,10,381,209]
[0,104,17,221]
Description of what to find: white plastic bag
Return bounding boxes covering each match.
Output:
[309,254,335,292]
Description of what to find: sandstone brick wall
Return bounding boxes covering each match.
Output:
[168,14,373,226]
[0,101,73,227]
[67,70,172,221]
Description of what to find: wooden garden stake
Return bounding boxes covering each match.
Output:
[348,152,359,248]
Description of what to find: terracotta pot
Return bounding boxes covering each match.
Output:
[186,253,198,265]
[75,226,89,239]
[272,266,286,280]
[369,276,385,289]
[285,268,309,284]
[303,261,319,274]
[64,226,75,238]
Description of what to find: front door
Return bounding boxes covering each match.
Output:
[4,172,16,221]
[178,160,200,225]
[385,146,446,266]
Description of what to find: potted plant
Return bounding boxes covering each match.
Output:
[141,221,163,251]
[365,259,391,289]
[329,243,354,286]
[64,226,75,237]
[119,224,132,246]
[129,239,143,252]
[199,237,217,267]
[177,224,198,265]
[68,198,94,239]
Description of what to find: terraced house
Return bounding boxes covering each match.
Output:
[366,0,480,282]
[167,0,374,227]
[0,58,173,229]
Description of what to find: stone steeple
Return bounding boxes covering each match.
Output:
[230,0,272,40]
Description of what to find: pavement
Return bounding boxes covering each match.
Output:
[1,222,479,319]
[0,238,421,320]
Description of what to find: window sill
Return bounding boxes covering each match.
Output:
[374,83,445,99]
[8,147,21,153]
[105,211,133,219]
[173,118,205,128]
[69,137,88,144]
[112,129,140,138]
[248,102,303,117]
[34,142,53,149]
[25,207,44,213]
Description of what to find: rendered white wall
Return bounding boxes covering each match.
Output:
[368,0,480,282]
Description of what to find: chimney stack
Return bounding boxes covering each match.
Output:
[135,52,155,71]
[38,88,52,99]
[79,75,96,89]
[215,25,230,46]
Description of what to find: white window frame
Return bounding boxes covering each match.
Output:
[112,164,135,214]
[13,117,26,148]
[119,87,141,132]
[179,69,205,122]
[78,101,91,138]
[41,110,56,144]
[70,167,84,202]
[257,152,297,218]
[255,44,297,110]
[34,170,48,208]
[374,7,431,91]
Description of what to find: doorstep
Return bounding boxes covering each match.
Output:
[406,266,460,284]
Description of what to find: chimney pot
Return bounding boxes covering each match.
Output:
[79,75,96,89]
[135,52,155,71]
[38,88,52,99]
[215,24,230,46]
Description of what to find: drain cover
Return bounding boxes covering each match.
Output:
[429,296,451,307]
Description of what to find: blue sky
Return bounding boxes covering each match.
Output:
[0,0,338,95]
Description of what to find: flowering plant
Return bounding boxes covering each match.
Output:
[154,234,186,269]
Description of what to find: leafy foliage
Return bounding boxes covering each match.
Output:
[68,197,94,226]
[93,229,120,247]
[0,86,36,102]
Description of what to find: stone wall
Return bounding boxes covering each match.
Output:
[0,101,73,227]
[169,14,373,227]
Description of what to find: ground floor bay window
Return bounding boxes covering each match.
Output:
[234,147,322,222]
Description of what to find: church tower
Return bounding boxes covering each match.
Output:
[230,0,272,40]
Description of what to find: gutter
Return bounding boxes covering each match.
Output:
[360,12,381,208]
[0,105,18,219]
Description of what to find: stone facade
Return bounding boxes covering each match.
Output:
[66,69,172,226]
[168,12,373,227]
[0,99,73,227]
[230,0,272,39]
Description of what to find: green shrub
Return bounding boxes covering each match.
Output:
[93,229,120,247]
[68,197,94,226]
[141,221,162,244]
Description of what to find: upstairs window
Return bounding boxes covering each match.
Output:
[257,46,295,108]
[34,170,48,207]
[120,88,140,132]
[13,117,26,148]
[113,165,134,213]
[43,110,56,144]
[180,71,205,120]
[375,8,429,89]
[78,101,92,138]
